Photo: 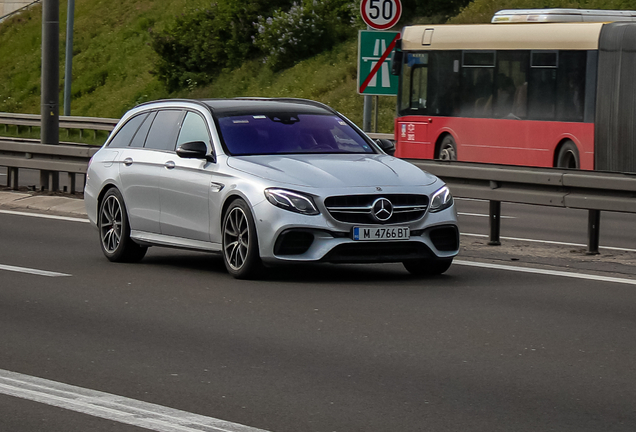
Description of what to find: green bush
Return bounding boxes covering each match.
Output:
[253,0,360,71]
[150,1,294,92]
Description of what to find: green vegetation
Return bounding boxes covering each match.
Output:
[1,0,632,139]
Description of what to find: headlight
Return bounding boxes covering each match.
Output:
[429,186,453,213]
[264,188,320,215]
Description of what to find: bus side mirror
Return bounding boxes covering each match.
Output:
[391,40,403,76]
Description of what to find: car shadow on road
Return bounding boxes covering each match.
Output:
[139,249,453,284]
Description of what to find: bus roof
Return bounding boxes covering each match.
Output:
[492,8,636,23]
[400,23,605,51]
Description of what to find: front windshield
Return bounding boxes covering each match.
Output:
[217,113,376,156]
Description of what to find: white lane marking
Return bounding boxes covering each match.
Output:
[0,264,71,277]
[0,209,89,223]
[461,232,636,253]
[0,369,268,432]
[455,260,636,286]
[458,212,515,219]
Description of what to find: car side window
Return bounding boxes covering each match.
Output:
[144,110,185,151]
[176,112,211,149]
[107,113,148,148]
[129,111,157,148]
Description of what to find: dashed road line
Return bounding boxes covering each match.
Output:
[0,369,269,432]
[0,264,71,277]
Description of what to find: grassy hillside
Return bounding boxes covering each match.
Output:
[0,0,396,132]
[1,0,633,136]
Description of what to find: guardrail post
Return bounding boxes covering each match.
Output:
[68,172,76,194]
[587,209,601,255]
[488,200,502,246]
[8,167,18,190]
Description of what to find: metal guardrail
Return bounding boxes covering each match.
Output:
[0,137,99,194]
[409,159,636,254]
[0,113,634,254]
[0,112,118,132]
[0,112,115,193]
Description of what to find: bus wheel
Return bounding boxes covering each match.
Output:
[438,135,457,161]
[556,141,579,169]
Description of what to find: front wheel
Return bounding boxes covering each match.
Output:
[437,135,457,161]
[403,258,453,276]
[222,199,263,279]
[98,188,147,262]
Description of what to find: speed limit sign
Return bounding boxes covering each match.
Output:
[360,0,402,30]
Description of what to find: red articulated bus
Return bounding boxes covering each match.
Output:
[391,16,636,173]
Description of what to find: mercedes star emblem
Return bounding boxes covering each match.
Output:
[372,198,393,222]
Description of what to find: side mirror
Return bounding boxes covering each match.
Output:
[390,40,402,76]
[376,138,396,156]
[176,141,215,162]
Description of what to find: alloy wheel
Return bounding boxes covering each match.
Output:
[224,206,249,270]
[100,195,122,253]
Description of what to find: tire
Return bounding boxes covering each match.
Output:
[222,199,263,279]
[437,135,457,161]
[98,188,147,263]
[403,257,453,276]
[556,140,580,169]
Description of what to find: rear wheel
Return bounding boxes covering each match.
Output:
[98,188,147,262]
[403,258,453,276]
[556,140,580,169]
[222,199,263,279]
[437,135,457,161]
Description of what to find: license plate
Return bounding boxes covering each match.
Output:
[352,226,410,241]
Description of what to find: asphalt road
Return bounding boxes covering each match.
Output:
[1,201,636,431]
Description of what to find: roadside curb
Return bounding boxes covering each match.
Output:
[0,191,87,218]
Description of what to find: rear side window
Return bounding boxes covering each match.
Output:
[144,110,185,151]
[107,113,147,148]
[129,111,156,148]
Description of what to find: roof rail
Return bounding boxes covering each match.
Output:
[233,97,337,114]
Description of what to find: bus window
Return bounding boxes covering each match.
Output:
[428,51,461,116]
[410,66,428,110]
[461,51,495,118]
[400,53,428,113]
[557,51,587,122]
[528,51,558,120]
[495,51,529,119]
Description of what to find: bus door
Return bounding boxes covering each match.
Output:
[395,54,431,158]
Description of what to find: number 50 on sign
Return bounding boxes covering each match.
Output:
[360,0,402,30]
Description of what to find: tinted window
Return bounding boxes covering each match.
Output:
[495,51,529,119]
[107,113,147,148]
[177,112,210,149]
[557,51,586,122]
[129,111,156,148]
[218,114,375,155]
[461,59,494,118]
[427,51,461,116]
[145,110,184,151]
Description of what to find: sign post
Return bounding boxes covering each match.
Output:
[359,0,401,132]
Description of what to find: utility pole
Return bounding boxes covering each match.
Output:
[63,0,75,116]
[41,0,60,191]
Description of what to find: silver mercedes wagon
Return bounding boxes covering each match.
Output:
[84,98,459,279]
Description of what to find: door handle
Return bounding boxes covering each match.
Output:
[123,157,133,166]
[165,161,176,169]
